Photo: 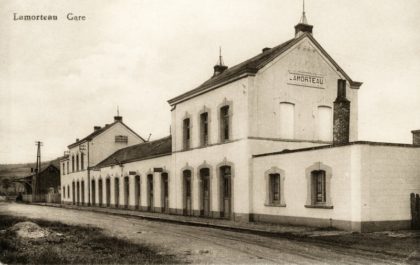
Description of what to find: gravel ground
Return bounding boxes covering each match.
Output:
[0,202,418,264]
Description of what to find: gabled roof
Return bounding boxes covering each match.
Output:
[168,33,362,106]
[68,120,146,149]
[95,136,172,168]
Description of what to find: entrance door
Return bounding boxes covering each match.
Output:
[147,174,154,211]
[124,176,129,209]
[162,173,169,214]
[135,175,140,210]
[114,178,120,208]
[81,181,85,205]
[106,179,111,207]
[220,166,231,219]
[76,182,80,205]
[91,180,96,206]
[200,168,211,217]
[183,170,192,216]
[98,179,103,206]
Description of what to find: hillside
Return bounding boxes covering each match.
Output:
[0,158,61,180]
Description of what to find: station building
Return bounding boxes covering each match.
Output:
[60,15,420,232]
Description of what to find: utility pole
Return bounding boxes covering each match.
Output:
[34,141,43,202]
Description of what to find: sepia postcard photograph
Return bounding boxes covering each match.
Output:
[0,0,420,264]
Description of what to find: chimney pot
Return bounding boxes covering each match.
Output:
[213,65,228,77]
[337,79,347,99]
[412,130,420,145]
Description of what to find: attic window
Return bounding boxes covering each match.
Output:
[115,135,128,143]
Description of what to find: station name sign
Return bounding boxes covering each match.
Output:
[287,71,326,89]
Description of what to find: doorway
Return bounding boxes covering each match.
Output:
[106,178,111,207]
[220,166,232,219]
[161,173,169,214]
[135,175,140,210]
[124,176,129,209]
[183,170,192,216]
[147,174,154,211]
[98,179,103,206]
[114,178,120,208]
[91,179,96,206]
[200,168,211,217]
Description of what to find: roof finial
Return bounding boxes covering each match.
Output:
[117,105,120,116]
[218,46,225,66]
[300,0,308,24]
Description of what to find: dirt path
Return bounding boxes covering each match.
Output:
[0,203,409,264]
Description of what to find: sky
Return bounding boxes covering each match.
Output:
[0,0,419,164]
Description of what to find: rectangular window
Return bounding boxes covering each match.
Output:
[312,170,326,204]
[115,135,128,143]
[72,156,75,172]
[67,161,69,175]
[76,154,79,171]
[269,174,280,204]
[183,118,191,150]
[220,106,230,142]
[200,112,209,146]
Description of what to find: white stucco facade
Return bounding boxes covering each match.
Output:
[59,22,420,232]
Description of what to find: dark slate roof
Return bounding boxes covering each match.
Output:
[168,33,362,105]
[95,136,172,168]
[68,121,146,148]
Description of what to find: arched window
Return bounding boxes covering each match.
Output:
[200,112,209,146]
[220,106,230,142]
[71,156,75,172]
[76,154,79,171]
[183,118,191,150]
[279,102,295,139]
[312,170,326,204]
[305,163,333,209]
[80,153,84,170]
[318,106,332,141]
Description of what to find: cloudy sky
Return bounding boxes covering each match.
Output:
[1,0,419,164]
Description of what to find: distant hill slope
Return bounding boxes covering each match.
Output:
[0,158,61,180]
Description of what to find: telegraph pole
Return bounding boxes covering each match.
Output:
[33,141,43,202]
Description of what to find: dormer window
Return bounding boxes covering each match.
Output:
[115,135,128,143]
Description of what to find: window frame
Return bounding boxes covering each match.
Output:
[200,112,209,146]
[264,167,286,207]
[183,117,191,150]
[305,162,333,209]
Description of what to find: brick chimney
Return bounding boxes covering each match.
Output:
[94,126,101,131]
[114,116,123,122]
[333,79,351,145]
[412,130,420,145]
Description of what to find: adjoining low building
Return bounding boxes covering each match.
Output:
[17,163,60,203]
[60,12,420,232]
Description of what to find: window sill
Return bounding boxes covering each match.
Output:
[304,205,333,209]
[265,203,286,208]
